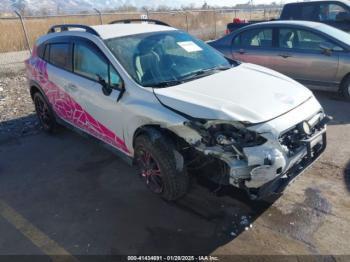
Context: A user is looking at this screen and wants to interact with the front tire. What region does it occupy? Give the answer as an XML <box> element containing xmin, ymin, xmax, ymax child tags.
<box><xmin>134</xmin><ymin>134</ymin><xmax>189</xmax><ymax>201</ymax></box>
<box><xmin>33</xmin><ymin>92</ymin><xmax>57</xmax><ymax>133</ymax></box>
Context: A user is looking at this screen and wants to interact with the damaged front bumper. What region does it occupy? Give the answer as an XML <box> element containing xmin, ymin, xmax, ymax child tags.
<box><xmin>195</xmin><ymin>119</ymin><xmax>328</xmax><ymax>200</ymax></box>
<box><xmin>244</xmin><ymin>128</ymin><xmax>327</xmax><ymax>199</ymax></box>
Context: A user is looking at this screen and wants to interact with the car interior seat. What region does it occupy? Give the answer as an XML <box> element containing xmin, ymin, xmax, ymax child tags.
<box><xmin>281</xmin><ymin>31</ymin><xmax>295</xmax><ymax>48</ymax></box>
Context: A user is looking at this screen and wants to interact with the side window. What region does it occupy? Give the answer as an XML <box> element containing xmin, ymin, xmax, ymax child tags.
<box><xmin>279</xmin><ymin>29</ymin><xmax>298</xmax><ymax>49</ymax></box>
<box><xmin>241</xmin><ymin>28</ymin><xmax>272</xmax><ymax>48</ymax></box>
<box><xmin>37</xmin><ymin>44</ymin><xmax>45</xmax><ymax>59</ymax></box>
<box><xmin>232</xmin><ymin>35</ymin><xmax>241</xmax><ymax>46</ymax></box>
<box><xmin>318</xmin><ymin>3</ymin><xmax>349</xmax><ymax>21</ymax></box>
<box><xmin>279</xmin><ymin>28</ymin><xmax>342</xmax><ymax>51</ymax></box>
<box><xmin>49</xmin><ymin>43</ymin><xmax>71</xmax><ymax>70</ymax></box>
<box><xmin>74</xmin><ymin>42</ymin><xmax>122</xmax><ymax>88</ymax></box>
<box><xmin>109</xmin><ymin>66</ymin><xmax>121</xmax><ymax>89</ymax></box>
<box><xmin>43</xmin><ymin>44</ymin><xmax>50</xmax><ymax>61</ymax></box>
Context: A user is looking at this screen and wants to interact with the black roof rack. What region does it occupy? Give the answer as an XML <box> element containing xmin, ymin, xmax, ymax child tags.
<box><xmin>47</xmin><ymin>24</ymin><xmax>100</xmax><ymax>37</ymax></box>
<box><xmin>109</xmin><ymin>19</ymin><xmax>170</xmax><ymax>26</ymax></box>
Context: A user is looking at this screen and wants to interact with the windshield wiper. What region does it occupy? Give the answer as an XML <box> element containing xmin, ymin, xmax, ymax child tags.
<box><xmin>180</xmin><ymin>65</ymin><xmax>232</xmax><ymax>82</ymax></box>
<box><xmin>149</xmin><ymin>65</ymin><xmax>233</xmax><ymax>88</ymax></box>
<box><xmin>149</xmin><ymin>79</ymin><xmax>185</xmax><ymax>88</ymax></box>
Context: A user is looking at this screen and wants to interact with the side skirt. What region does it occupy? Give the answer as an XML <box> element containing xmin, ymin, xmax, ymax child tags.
<box><xmin>55</xmin><ymin>117</ymin><xmax>134</xmax><ymax>166</ymax></box>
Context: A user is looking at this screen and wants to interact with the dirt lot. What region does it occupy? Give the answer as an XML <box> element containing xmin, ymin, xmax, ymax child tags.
<box><xmin>0</xmin><ymin>62</ymin><xmax>349</xmax><ymax>260</ymax></box>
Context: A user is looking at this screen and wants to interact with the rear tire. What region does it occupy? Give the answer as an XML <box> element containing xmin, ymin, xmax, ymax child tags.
<box><xmin>33</xmin><ymin>92</ymin><xmax>57</xmax><ymax>133</ymax></box>
<box><xmin>134</xmin><ymin>134</ymin><xmax>189</xmax><ymax>201</ymax></box>
<box><xmin>340</xmin><ymin>76</ymin><xmax>350</xmax><ymax>100</ymax></box>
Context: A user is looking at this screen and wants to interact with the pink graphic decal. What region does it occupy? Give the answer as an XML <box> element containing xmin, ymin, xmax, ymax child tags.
<box><xmin>27</xmin><ymin>55</ymin><xmax>130</xmax><ymax>155</ymax></box>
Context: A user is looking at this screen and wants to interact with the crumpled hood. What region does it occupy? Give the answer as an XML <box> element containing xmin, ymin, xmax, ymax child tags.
<box><xmin>153</xmin><ymin>63</ymin><xmax>313</xmax><ymax>124</ymax></box>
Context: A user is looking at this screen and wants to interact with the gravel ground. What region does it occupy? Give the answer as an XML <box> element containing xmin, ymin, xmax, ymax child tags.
<box><xmin>0</xmin><ymin>70</ymin><xmax>40</xmax><ymax>139</ymax></box>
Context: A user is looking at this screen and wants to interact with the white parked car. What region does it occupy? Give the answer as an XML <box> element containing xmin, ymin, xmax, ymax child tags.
<box><xmin>25</xmin><ymin>20</ymin><xmax>329</xmax><ymax>201</ymax></box>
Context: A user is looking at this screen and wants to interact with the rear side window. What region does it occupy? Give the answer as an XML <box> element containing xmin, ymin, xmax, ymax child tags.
<box><xmin>282</xmin><ymin>4</ymin><xmax>318</xmax><ymax>20</ymax></box>
<box><xmin>43</xmin><ymin>45</ymin><xmax>50</xmax><ymax>61</ymax></box>
<box><xmin>281</xmin><ymin>4</ymin><xmax>300</xmax><ymax>19</ymax></box>
<box><xmin>240</xmin><ymin>28</ymin><xmax>273</xmax><ymax>48</ymax></box>
<box><xmin>49</xmin><ymin>43</ymin><xmax>72</xmax><ymax>71</ymax></box>
<box><xmin>301</xmin><ymin>5</ymin><xmax>317</xmax><ymax>20</ymax></box>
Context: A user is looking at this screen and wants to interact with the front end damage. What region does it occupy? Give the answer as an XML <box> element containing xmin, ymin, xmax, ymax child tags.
<box><xmin>173</xmin><ymin>112</ymin><xmax>330</xmax><ymax>200</ymax></box>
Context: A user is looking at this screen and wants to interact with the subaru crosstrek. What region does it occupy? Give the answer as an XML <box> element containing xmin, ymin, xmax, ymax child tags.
<box><xmin>25</xmin><ymin>20</ymin><xmax>329</xmax><ymax>201</ymax></box>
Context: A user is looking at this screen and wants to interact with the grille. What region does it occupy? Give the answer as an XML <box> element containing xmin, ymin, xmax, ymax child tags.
<box><xmin>279</xmin><ymin>112</ymin><xmax>324</xmax><ymax>156</ymax></box>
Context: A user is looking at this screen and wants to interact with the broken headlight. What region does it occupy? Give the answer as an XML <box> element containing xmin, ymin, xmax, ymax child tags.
<box><xmin>207</xmin><ymin>123</ymin><xmax>267</xmax><ymax>150</ymax></box>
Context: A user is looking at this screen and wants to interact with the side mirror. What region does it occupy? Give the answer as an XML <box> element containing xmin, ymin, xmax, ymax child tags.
<box><xmin>319</xmin><ymin>42</ymin><xmax>333</xmax><ymax>55</ymax></box>
<box><xmin>97</xmin><ymin>75</ymin><xmax>113</xmax><ymax>96</ymax></box>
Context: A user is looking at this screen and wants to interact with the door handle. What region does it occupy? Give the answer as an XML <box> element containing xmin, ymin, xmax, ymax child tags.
<box><xmin>65</xmin><ymin>83</ymin><xmax>77</xmax><ymax>92</ymax></box>
<box><xmin>238</xmin><ymin>49</ymin><xmax>246</xmax><ymax>54</ymax></box>
<box><xmin>278</xmin><ymin>53</ymin><xmax>291</xmax><ymax>58</ymax></box>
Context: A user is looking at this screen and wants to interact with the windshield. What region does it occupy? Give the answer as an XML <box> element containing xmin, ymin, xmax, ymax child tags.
<box><xmin>105</xmin><ymin>30</ymin><xmax>235</xmax><ymax>87</ymax></box>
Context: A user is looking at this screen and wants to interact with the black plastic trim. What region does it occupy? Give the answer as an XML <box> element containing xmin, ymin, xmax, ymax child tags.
<box><xmin>48</xmin><ymin>24</ymin><xmax>100</xmax><ymax>37</ymax></box>
<box><xmin>109</xmin><ymin>19</ymin><xmax>170</xmax><ymax>26</ymax></box>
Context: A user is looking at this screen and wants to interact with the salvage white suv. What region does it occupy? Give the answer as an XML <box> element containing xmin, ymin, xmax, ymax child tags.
<box><xmin>25</xmin><ymin>20</ymin><xmax>329</xmax><ymax>201</ymax></box>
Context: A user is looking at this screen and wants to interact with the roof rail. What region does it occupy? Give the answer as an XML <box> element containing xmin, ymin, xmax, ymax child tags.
<box><xmin>47</xmin><ymin>24</ymin><xmax>100</xmax><ymax>37</ymax></box>
<box><xmin>109</xmin><ymin>19</ymin><xmax>170</xmax><ymax>26</ymax></box>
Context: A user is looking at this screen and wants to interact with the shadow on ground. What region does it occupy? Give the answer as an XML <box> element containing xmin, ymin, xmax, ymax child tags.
<box><xmin>0</xmin><ymin>114</ymin><xmax>39</xmax><ymax>142</ymax></box>
<box><xmin>344</xmin><ymin>160</ymin><xmax>350</xmax><ymax>193</ymax></box>
<box><xmin>0</xmin><ymin>126</ymin><xmax>275</xmax><ymax>255</ymax></box>
<box><xmin>313</xmin><ymin>91</ymin><xmax>350</xmax><ymax>126</ymax></box>
<box><xmin>1</xmin><ymin>90</ymin><xmax>346</xmax><ymax>255</ymax></box>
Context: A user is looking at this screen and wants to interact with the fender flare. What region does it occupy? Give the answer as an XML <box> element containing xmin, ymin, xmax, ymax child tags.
<box><xmin>29</xmin><ymin>80</ymin><xmax>59</xmax><ymax>119</ymax></box>
<box><xmin>29</xmin><ymin>80</ymin><xmax>46</xmax><ymax>99</ymax></box>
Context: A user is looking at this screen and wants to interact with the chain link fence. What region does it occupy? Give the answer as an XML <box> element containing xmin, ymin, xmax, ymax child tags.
<box><xmin>0</xmin><ymin>8</ymin><xmax>281</xmax><ymax>75</ymax></box>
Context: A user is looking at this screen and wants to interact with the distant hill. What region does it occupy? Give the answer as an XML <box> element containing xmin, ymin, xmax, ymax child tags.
<box><xmin>1</xmin><ymin>0</ymin><xmax>193</xmax><ymax>14</ymax></box>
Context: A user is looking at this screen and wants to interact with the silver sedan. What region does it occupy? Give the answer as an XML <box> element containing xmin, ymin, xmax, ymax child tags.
<box><xmin>209</xmin><ymin>20</ymin><xmax>350</xmax><ymax>100</ymax></box>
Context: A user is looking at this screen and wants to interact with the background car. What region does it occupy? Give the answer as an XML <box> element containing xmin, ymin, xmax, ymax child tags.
<box><xmin>281</xmin><ymin>0</ymin><xmax>350</xmax><ymax>32</ymax></box>
<box><xmin>209</xmin><ymin>20</ymin><xmax>350</xmax><ymax>100</ymax></box>
<box><xmin>226</xmin><ymin>0</ymin><xmax>350</xmax><ymax>34</ymax></box>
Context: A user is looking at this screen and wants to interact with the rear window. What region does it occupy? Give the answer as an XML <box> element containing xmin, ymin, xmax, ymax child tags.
<box><xmin>49</xmin><ymin>43</ymin><xmax>72</xmax><ymax>71</ymax></box>
<box><xmin>281</xmin><ymin>3</ymin><xmax>318</xmax><ymax>20</ymax></box>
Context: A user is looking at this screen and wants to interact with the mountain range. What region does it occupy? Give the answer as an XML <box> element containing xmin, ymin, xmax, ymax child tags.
<box><xmin>1</xmin><ymin>0</ymin><xmax>208</xmax><ymax>13</ymax></box>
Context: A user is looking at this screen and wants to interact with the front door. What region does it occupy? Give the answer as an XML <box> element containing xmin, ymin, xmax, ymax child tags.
<box><xmin>270</xmin><ymin>27</ymin><xmax>339</xmax><ymax>90</ymax></box>
<box><xmin>65</xmin><ymin>39</ymin><xmax>129</xmax><ymax>154</ymax></box>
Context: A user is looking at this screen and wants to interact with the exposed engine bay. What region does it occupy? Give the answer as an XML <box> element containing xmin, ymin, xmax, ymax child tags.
<box><xmin>179</xmin><ymin>113</ymin><xmax>329</xmax><ymax>199</ymax></box>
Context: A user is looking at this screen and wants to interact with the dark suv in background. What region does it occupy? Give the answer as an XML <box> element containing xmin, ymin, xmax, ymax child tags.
<box><xmin>226</xmin><ymin>0</ymin><xmax>350</xmax><ymax>33</ymax></box>
<box><xmin>281</xmin><ymin>0</ymin><xmax>350</xmax><ymax>32</ymax></box>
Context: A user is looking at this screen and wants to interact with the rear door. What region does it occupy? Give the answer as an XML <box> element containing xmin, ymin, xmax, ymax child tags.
<box><xmin>231</xmin><ymin>27</ymin><xmax>277</xmax><ymax>69</ymax></box>
<box><xmin>270</xmin><ymin>27</ymin><xmax>340</xmax><ymax>90</ymax></box>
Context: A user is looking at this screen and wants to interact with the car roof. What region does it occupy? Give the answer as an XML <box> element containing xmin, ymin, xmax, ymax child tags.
<box><xmin>250</xmin><ymin>20</ymin><xmax>325</xmax><ymax>28</ymax></box>
<box><xmin>91</xmin><ymin>23</ymin><xmax>177</xmax><ymax>39</ymax></box>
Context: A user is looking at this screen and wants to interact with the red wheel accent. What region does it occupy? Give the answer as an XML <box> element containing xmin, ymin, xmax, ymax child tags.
<box><xmin>136</xmin><ymin>147</ymin><xmax>164</xmax><ymax>194</ymax></box>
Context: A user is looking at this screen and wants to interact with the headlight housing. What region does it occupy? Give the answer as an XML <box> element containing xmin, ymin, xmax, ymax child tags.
<box><xmin>206</xmin><ymin>123</ymin><xmax>267</xmax><ymax>149</ymax></box>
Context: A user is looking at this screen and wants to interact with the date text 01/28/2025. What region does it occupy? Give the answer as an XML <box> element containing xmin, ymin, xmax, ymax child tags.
<box><xmin>127</xmin><ymin>255</ymin><xmax>219</xmax><ymax>261</ymax></box>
